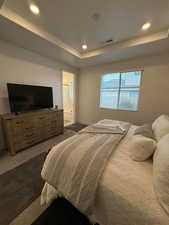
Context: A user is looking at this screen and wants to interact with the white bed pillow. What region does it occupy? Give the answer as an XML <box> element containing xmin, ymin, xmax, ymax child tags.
<box><xmin>152</xmin><ymin>115</ymin><xmax>169</xmax><ymax>141</ymax></box>
<box><xmin>130</xmin><ymin>135</ymin><xmax>156</xmax><ymax>161</ymax></box>
<box><xmin>153</xmin><ymin>133</ymin><xmax>169</xmax><ymax>215</ymax></box>
<box><xmin>134</xmin><ymin>124</ymin><xmax>154</xmax><ymax>139</ymax></box>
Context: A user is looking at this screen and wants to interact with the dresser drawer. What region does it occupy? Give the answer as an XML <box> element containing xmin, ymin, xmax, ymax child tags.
<box><xmin>12</xmin><ymin>118</ymin><xmax>35</xmax><ymax>134</ymax></box>
<box><xmin>11</xmin><ymin>119</ymin><xmax>24</xmax><ymax>134</ymax></box>
<box><xmin>36</xmin><ymin>115</ymin><xmax>49</xmax><ymax>127</ymax></box>
<box><xmin>24</xmin><ymin>132</ymin><xmax>36</xmax><ymax>140</ymax></box>
<box><xmin>25</xmin><ymin>137</ymin><xmax>40</xmax><ymax>146</ymax></box>
<box><xmin>12</xmin><ymin>119</ymin><xmax>25</xmax><ymax>126</ymax></box>
<box><xmin>24</xmin><ymin>123</ymin><xmax>36</xmax><ymax>131</ymax></box>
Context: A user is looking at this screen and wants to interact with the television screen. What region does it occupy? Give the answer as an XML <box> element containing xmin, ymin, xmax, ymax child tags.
<box><xmin>7</xmin><ymin>83</ymin><xmax>53</xmax><ymax>113</ymax></box>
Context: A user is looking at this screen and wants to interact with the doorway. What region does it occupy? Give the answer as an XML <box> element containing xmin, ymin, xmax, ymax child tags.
<box><xmin>62</xmin><ymin>72</ymin><xmax>75</xmax><ymax>126</ymax></box>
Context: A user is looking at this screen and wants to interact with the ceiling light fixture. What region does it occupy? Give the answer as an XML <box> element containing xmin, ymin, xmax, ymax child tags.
<box><xmin>142</xmin><ymin>22</ymin><xmax>151</xmax><ymax>31</ymax></box>
<box><xmin>30</xmin><ymin>4</ymin><xmax>40</xmax><ymax>15</ymax></box>
<box><xmin>82</xmin><ymin>44</ymin><xmax>87</xmax><ymax>50</ymax></box>
<box><xmin>91</xmin><ymin>13</ymin><xmax>101</xmax><ymax>22</ymax></box>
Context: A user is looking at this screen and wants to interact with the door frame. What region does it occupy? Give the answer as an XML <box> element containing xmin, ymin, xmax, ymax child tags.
<box><xmin>62</xmin><ymin>71</ymin><xmax>76</xmax><ymax>125</ymax></box>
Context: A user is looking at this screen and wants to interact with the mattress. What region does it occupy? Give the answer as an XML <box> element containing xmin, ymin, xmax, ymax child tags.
<box><xmin>41</xmin><ymin>125</ymin><xmax>169</xmax><ymax>225</ymax></box>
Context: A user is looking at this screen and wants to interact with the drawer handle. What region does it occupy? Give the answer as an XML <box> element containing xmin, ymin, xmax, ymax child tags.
<box><xmin>39</xmin><ymin>117</ymin><xmax>45</xmax><ymax>120</ymax></box>
<box><xmin>25</xmin><ymin>133</ymin><xmax>34</xmax><ymax>138</ymax></box>
<box><xmin>25</xmin><ymin>127</ymin><xmax>34</xmax><ymax>130</ymax></box>
<box><xmin>16</xmin><ymin>121</ymin><xmax>23</xmax><ymax>124</ymax></box>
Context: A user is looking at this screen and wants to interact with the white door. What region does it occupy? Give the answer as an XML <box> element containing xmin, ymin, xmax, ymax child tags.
<box><xmin>62</xmin><ymin>72</ymin><xmax>75</xmax><ymax>126</ymax></box>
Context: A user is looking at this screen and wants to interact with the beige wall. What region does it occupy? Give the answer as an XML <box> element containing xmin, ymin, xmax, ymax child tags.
<box><xmin>0</xmin><ymin>39</ymin><xmax>78</xmax><ymax>151</ymax></box>
<box><xmin>78</xmin><ymin>53</ymin><xmax>169</xmax><ymax>125</ymax></box>
<box><xmin>0</xmin><ymin>0</ymin><xmax>5</xmax><ymax>8</ymax></box>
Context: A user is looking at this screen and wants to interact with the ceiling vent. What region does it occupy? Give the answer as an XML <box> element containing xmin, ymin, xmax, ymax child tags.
<box><xmin>102</xmin><ymin>39</ymin><xmax>114</xmax><ymax>46</ymax></box>
<box><xmin>105</xmin><ymin>39</ymin><xmax>113</xmax><ymax>43</ymax></box>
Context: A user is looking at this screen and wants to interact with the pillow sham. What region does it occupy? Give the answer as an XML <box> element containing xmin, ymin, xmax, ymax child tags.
<box><xmin>153</xmin><ymin>133</ymin><xmax>169</xmax><ymax>215</ymax></box>
<box><xmin>134</xmin><ymin>124</ymin><xmax>154</xmax><ymax>139</ymax></box>
<box><xmin>152</xmin><ymin>115</ymin><xmax>169</xmax><ymax>141</ymax></box>
<box><xmin>130</xmin><ymin>135</ymin><xmax>156</xmax><ymax>162</ymax></box>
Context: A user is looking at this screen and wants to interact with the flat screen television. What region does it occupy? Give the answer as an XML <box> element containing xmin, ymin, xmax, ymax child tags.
<box><xmin>7</xmin><ymin>83</ymin><xmax>53</xmax><ymax>113</ymax></box>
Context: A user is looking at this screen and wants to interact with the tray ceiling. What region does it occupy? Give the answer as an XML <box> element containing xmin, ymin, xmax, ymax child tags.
<box><xmin>0</xmin><ymin>0</ymin><xmax>169</xmax><ymax>67</ymax></box>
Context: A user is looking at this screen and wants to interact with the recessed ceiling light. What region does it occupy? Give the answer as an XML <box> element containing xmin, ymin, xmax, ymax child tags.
<box><xmin>82</xmin><ymin>44</ymin><xmax>87</xmax><ymax>50</ymax></box>
<box><xmin>142</xmin><ymin>22</ymin><xmax>151</xmax><ymax>31</ymax></box>
<box><xmin>91</xmin><ymin>13</ymin><xmax>101</xmax><ymax>22</ymax></box>
<box><xmin>30</xmin><ymin>4</ymin><xmax>40</xmax><ymax>15</ymax></box>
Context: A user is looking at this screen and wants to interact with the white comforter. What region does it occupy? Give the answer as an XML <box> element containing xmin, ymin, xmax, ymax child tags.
<box><xmin>41</xmin><ymin>121</ymin><xmax>130</xmax><ymax>218</ymax></box>
<box><xmin>41</xmin><ymin>125</ymin><xmax>169</xmax><ymax>225</ymax></box>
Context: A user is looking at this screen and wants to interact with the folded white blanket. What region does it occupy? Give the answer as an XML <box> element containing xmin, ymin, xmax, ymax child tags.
<box><xmin>94</xmin><ymin>124</ymin><xmax>125</xmax><ymax>131</ymax></box>
<box><xmin>79</xmin><ymin>120</ymin><xmax>126</xmax><ymax>134</ymax></box>
<box><xmin>97</xmin><ymin>119</ymin><xmax>126</xmax><ymax>127</ymax></box>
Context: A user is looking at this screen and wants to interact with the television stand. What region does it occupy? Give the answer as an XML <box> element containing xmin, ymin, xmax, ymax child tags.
<box><xmin>1</xmin><ymin>109</ymin><xmax>64</xmax><ymax>155</ymax></box>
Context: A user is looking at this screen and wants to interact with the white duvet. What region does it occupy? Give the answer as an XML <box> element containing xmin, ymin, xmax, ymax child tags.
<box><xmin>41</xmin><ymin>125</ymin><xmax>169</xmax><ymax>225</ymax></box>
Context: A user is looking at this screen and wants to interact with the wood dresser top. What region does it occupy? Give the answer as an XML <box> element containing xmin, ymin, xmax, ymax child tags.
<box><xmin>1</xmin><ymin>109</ymin><xmax>63</xmax><ymax>120</ymax></box>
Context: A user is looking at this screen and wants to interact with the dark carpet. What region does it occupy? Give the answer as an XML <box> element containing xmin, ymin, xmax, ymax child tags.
<box><xmin>65</xmin><ymin>123</ymin><xmax>87</xmax><ymax>132</ymax></box>
<box><xmin>31</xmin><ymin>198</ymin><xmax>95</xmax><ymax>225</ymax></box>
<box><xmin>0</xmin><ymin>153</ymin><xmax>46</xmax><ymax>225</ymax></box>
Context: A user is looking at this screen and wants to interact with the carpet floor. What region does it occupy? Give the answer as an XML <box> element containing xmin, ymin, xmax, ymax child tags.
<box><xmin>0</xmin><ymin>153</ymin><xmax>46</xmax><ymax>225</ymax></box>
<box><xmin>0</xmin><ymin>130</ymin><xmax>76</xmax><ymax>225</ymax></box>
<box><xmin>65</xmin><ymin>123</ymin><xmax>87</xmax><ymax>132</ymax></box>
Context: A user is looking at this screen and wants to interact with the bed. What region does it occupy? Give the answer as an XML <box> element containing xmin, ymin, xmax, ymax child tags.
<box><xmin>41</xmin><ymin>122</ymin><xmax>169</xmax><ymax>225</ymax></box>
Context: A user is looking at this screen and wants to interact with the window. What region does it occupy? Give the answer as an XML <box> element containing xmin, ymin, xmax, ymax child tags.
<box><xmin>100</xmin><ymin>71</ymin><xmax>142</xmax><ymax>111</ymax></box>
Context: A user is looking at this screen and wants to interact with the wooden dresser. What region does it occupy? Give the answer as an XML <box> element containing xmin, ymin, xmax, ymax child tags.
<box><xmin>1</xmin><ymin>109</ymin><xmax>64</xmax><ymax>155</ymax></box>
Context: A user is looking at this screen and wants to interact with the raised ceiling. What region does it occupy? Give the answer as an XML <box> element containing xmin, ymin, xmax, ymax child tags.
<box><xmin>0</xmin><ymin>0</ymin><xmax>169</xmax><ymax>67</ymax></box>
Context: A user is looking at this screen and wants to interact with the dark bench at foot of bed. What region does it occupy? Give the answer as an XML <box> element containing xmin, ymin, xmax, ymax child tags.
<box><xmin>31</xmin><ymin>197</ymin><xmax>99</xmax><ymax>225</ymax></box>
